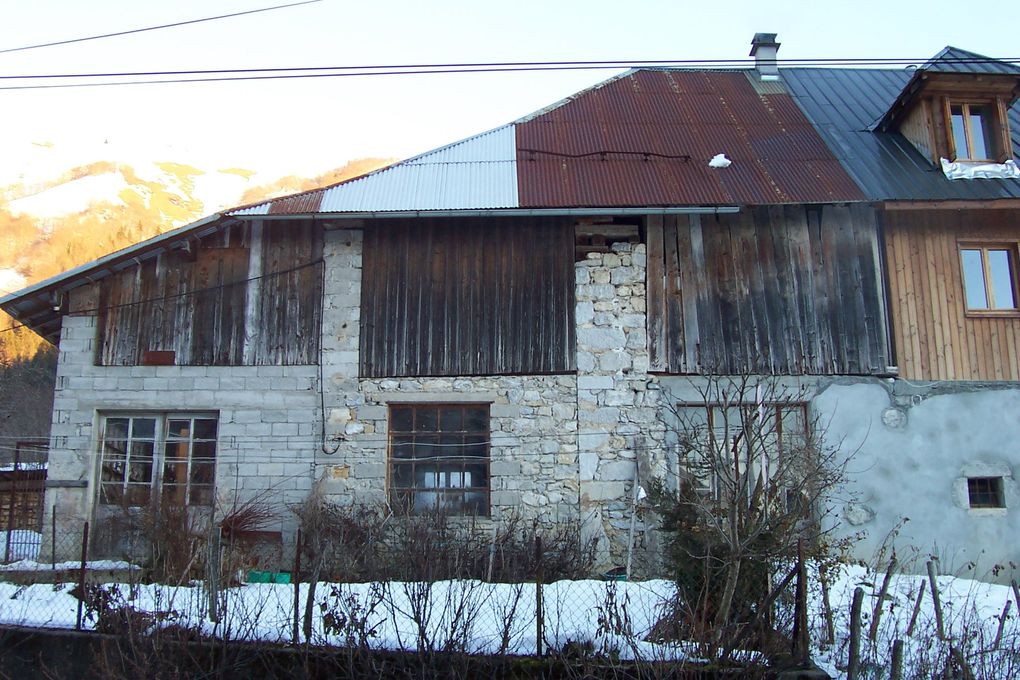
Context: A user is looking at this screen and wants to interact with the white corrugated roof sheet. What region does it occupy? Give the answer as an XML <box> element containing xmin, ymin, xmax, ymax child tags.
<box><xmin>231</xmin><ymin>125</ymin><xmax>519</xmax><ymax>215</ymax></box>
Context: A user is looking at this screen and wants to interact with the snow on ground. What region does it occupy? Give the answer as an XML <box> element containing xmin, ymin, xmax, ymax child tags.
<box><xmin>0</xmin><ymin>563</ymin><xmax>1015</xmax><ymax>677</ymax></box>
<box><xmin>0</xmin><ymin>559</ymin><xmax>137</xmax><ymax>572</ymax></box>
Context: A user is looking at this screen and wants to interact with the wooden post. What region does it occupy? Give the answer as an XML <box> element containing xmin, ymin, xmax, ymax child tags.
<box><xmin>993</xmin><ymin>600</ymin><xmax>1012</xmax><ymax>650</ymax></box>
<box><xmin>906</xmin><ymin>581</ymin><xmax>926</xmax><ymax>637</ymax></box>
<box><xmin>534</xmin><ymin>535</ymin><xmax>544</xmax><ymax>657</ymax></box>
<box><xmin>75</xmin><ymin>521</ymin><xmax>89</xmax><ymax>630</ymax></box>
<box><xmin>869</xmin><ymin>557</ymin><xmax>897</xmax><ymax>642</ymax></box>
<box><xmin>293</xmin><ymin>528</ymin><xmax>302</xmax><ymax>645</ymax></box>
<box><xmin>791</xmin><ymin>539</ymin><xmax>810</xmax><ymax>665</ymax></box>
<box><xmin>1011</xmin><ymin>579</ymin><xmax>1020</xmax><ymax>613</ymax></box>
<box><xmin>890</xmin><ymin>639</ymin><xmax>904</xmax><ymax>680</ymax></box>
<box><xmin>926</xmin><ymin>561</ymin><xmax>945</xmax><ymax>640</ymax></box>
<box><xmin>51</xmin><ymin>505</ymin><xmax>56</xmax><ymax>570</ymax></box>
<box><xmin>847</xmin><ymin>587</ymin><xmax>864</xmax><ymax>680</ymax></box>
<box><xmin>207</xmin><ymin>526</ymin><xmax>221</xmax><ymax>623</ymax></box>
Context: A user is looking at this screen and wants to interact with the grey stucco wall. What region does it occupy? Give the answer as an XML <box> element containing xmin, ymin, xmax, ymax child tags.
<box><xmin>816</xmin><ymin>381</ymin><xmax>1020</xmax><ymax>580</ymax></box>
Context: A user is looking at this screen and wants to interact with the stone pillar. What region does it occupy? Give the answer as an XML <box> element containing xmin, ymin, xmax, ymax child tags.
<box><xmin>575</xmin><ymin>242</ymin><xmax>664</xmax><ymax>569</ymax></box>
<box><xmin>316</xmin><ymin>228</ymin><xmax>386</xmax><ymax>503</ymax></box>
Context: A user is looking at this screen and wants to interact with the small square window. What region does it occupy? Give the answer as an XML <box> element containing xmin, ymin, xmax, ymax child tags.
<box><xmin>388</xmin><ymin>404</ymin><xmax>490</xmax><ymax>516</ymax></box>
<box><xmin>960</xmin><ymin>245</ymin><xmax>1018</xmax><ymax>311</ymax></box>
<box><xmin>967</xmin><ymin>476</ymin><xmax>1005</xmax><ymax>509</ymax></box>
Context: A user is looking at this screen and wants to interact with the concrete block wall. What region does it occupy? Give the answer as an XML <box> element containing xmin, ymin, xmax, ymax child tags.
<box><xmin>45</xmin><ymin>312</ymin><xmax>323</xmax><ymax>561</ymax></box>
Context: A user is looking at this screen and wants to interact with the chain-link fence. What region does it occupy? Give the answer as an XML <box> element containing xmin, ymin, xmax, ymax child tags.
<box><xmin>0</xmin><ymin>508</ymin><xmax>1017</xmax><ymax>679</ymax></box>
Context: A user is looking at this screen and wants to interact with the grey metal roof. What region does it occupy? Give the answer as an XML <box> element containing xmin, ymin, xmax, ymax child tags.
<box><xmin>783</xmin><ymin>67</ymin><xmax>1020</xmax><ymax>201</ymax></box>
<box><xmin>923</xmin><ymin>46</ymin><xmax>1020</xmax><ymax>76</ymax></box>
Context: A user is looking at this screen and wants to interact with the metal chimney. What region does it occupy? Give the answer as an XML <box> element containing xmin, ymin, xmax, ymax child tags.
<box><xmin>750</xmin><ymin>33</ymin><xmax>781</xmax><ymax>80</ymax></box>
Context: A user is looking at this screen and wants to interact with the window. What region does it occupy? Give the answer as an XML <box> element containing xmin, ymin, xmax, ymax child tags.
<box><xmin>98</xmin><ymin>414</ymin><xmax>217</xmax><ymax>508</ymax></box>
<box><xmin>950</xmin><ymin>103</ymin><xmax>998</xmax><ymax>161</ymax></box>
<box><xmin>960</xmin><ymin>245</ymin><xmax>1018</xmax><ymax>311</ymax></box>
<box><xmin>680</xmin><ymin>401</ymin><xmax>809</xmax><ymax>513</ymax></box>
<box><xmin>388</xmin><ymin>404</ymin><xmax>489</xmax><ymax>515</ymax></box>
<box><xmin>967</xmin><ymin>476</ymin><xmax>1005</xmax><ymax>509</ymax></box>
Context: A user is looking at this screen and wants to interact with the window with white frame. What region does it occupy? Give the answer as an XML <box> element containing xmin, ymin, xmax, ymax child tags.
<box><xmin>98</xmin><ymin>414</ymin><xmax>217</xmax><ymax>508</ymax></box>
<box><xmin>388</xmin><ymin>404</ymin><xmax>490</xmax><ymax>515</ymax></box>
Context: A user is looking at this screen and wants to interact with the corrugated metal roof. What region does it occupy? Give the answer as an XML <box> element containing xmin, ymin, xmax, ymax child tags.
<box><xmin>783</xmin><ymin>67</ymin><xmax>1020</xmax><ymax>201</ymax></box>
<box><xmin>230</xmin><ymin>125</ymin><xmax>519</xmax><ymax>216</ymax></box>
<box><xmin>515</xmin><ymin>69</ymin><xmax>865</xmax><ymax>207</ymax></box>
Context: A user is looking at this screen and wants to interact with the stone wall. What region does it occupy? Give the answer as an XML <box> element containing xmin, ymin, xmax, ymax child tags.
<box><xmin>574</xmin><ymin>242</ymin><xmax>665</xmax><ymax>568</ymax></box>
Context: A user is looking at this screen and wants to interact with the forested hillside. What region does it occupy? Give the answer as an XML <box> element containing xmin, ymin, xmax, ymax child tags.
<box><xmin>0</xmin><ymin>156</ymin><xmax>394</xmax><ymax>443</ymax></box>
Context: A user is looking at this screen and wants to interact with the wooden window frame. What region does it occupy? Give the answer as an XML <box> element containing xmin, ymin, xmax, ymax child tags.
<box><xmin>97</xmin><ymin>413</ymin><xmax>218</xmax><ymax>509</ymax></box>
<box><xmin>958</xmin><ymin>242</ymin><xmax>1020</xmax><ymax>316</ymax></box>
<box><xmin>387</xmin><ymin>403</ymin><xmax>491</xmax><ymax>516</ymax></box>
<box><xmin>942</xmin><ymin>97</ymin><xmax>1013</xmax><ymax>163</ymax></box>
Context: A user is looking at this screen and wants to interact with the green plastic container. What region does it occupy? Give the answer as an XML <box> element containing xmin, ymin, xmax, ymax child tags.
<box><xmin>247</xmin><ymin>570</ymin><xmax>291</xmax><ymax>584</ymax></box>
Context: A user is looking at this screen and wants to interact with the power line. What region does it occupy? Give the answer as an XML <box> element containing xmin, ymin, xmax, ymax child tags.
<box><xmin>0</xmin><ymin>258</ymin><xmax>323</xmax><ymax>336</ymax></box>
<box><xmin>2</xmin><ymin>56</ymin><xmax>1019</xmax><ymax>91</ymax></box>
<box><xmin>0</xmin><ymin>1</ymin><xmax>323</xmax><ymax>55</ymax></box>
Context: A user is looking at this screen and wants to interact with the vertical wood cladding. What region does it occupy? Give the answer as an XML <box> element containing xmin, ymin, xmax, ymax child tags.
<box><xmin>883</xmin><ymin>208</ymin><xmax>1020</xmax><ymax>381</ymax></box>
<box><xmin>360</xmin><ymin>218</ymin><xmax>575</xmax><ymax>377</ymax></box>
<box><xmin>648</xmin><ymin>205</ymin><xmax>890</xmax><ymax>375</ymax></box>
<box><xmin>97</xmin><ymin>220</ymin><xmax>322</xmax><ymax>366</ymax></box>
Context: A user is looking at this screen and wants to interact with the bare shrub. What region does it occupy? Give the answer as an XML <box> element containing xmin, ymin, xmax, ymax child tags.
<box><xmin>648</xmin><ymin>373</ymin><xmax>854</xmax><ymax>663</ymax></box>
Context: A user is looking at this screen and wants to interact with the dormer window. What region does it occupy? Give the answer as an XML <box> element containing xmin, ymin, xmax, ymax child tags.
<box><xmin>949</xmin><ymin>102</ymin><xmax>998</xmax><ymax>161</ymax></box>
<box><xmin>876</xmin><ymin>47</ymin><xmax>1020</xmax><ymax>172</ymax></box>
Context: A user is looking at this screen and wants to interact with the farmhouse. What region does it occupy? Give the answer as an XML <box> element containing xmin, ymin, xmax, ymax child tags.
<box><xmin>2</xmin><ymin>34</ymin><xmax>1019</xmax><ymax>579</ymax></box>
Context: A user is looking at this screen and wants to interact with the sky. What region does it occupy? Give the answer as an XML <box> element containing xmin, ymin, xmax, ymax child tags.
<box><xmin>3</xmin><ymin>0</ymin><xmax>1020</xmax><ymax>184</ymax></box>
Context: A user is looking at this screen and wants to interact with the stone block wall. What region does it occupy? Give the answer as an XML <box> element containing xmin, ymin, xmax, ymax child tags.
<box><xmin>574</xmin><ymin>242</ymin><xmax>665</xmax><ymax>567</ymax></box>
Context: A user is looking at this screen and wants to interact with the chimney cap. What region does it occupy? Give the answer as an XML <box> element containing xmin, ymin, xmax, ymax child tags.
<box><xmin>749</xmin><ymin>33</ymin><xmax>780</xmax><ymax>57</ymax></box>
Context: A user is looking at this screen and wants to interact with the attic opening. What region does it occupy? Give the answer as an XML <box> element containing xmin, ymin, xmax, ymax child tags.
<box><xmin>574</xmin><ymin>217</ymin><xmax>640</xmax><ymax>261</ymax></box>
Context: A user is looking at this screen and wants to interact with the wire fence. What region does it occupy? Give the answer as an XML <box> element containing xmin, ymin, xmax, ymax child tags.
<box><xmin>0</xmin><ymin>509</ymin><xmax>1018</xmax><ymax>680</ymax></box>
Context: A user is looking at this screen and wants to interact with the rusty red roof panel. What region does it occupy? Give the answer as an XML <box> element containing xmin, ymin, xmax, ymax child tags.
<box><xmin>516</xmin><ymin>70</ymin><xmax>865</xmax><ymax>207</ymax></box>
<box><xmin>266</xmin><ymin>188</ymin><xmax>325</xmax><ymax>215</ymax></box>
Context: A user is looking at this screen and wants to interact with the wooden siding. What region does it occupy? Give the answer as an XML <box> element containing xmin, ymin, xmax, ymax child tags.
<box><xmin>882</xmin><ymin>208</ymin><xmax>1020</xmax><ymax>381</ymax></box>
<box><xmin>98</xmin><ymin>220</ymin><xmax>322</xmax><ymax>366</ymax></box>
<box><xmin>360</xmin><ymin>218</ymin><xmax>575</xmax><ymax>377</ymax></box>
<box><xmin>648</xmin><ymin>205</ymin><xmax>891</xmax><ymax>375</ymax></box>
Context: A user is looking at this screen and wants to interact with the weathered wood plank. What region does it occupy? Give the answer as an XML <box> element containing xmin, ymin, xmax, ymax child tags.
<box><xmin>645</xmin><ymin>216</ymin><xmax>667</xmax><ymax>372</ymax></box>
<box><xmin>359</xmin><ymin>217</ymin><xmax>574</xmax><ymax>377</ymax></box>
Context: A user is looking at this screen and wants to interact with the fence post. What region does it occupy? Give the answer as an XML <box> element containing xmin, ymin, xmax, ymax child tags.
<box><xmin>293</xmin><ymin>528</ymin><xmax>302</xmax><ymax>645</ymax></box>
<box><xmin>847</xmin><ymin>586</ymin><xmax>864</xmax><ymax>680</ymax></box>
<box><xmin>791</xmin><ymin>539</ymin><xmax>809</xmax><ymax>665</ymax></box>
<box><xmin>890</xmin><ymin>639</ymin><xmax>904</xmax><ymax>680</ymax></box>
<box><xmin>869</xmin><ymin>557</ymin><xmax>897</xmax><ymax>642</ymax></box>
<box><xmin>51</xmin><ymin>504</ymin><xmax>57</xmax><ymax>570</ymax></box>
<box><xmin>906</xmin><ymin>581</ymin><xmax>925</xmax><ymax>637</ymax></box>
<box><xmin>207</xmin><ymin>525</ymin><xmax>221</xmax><ymax>623</ymax></box>
<box><xmin>926</xmin><ymin>560</ymin><xmax>945</xmax><ymax>640</ymax></box>
<box><xmin>75</xmin><ymin>521</ymin><xmax>89</xmax><ymax>630</ymax></box>
<box><xmin>534</xmin><ymin>535</ymin><xmax>543</xmax><ymax>657</ymax></box>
